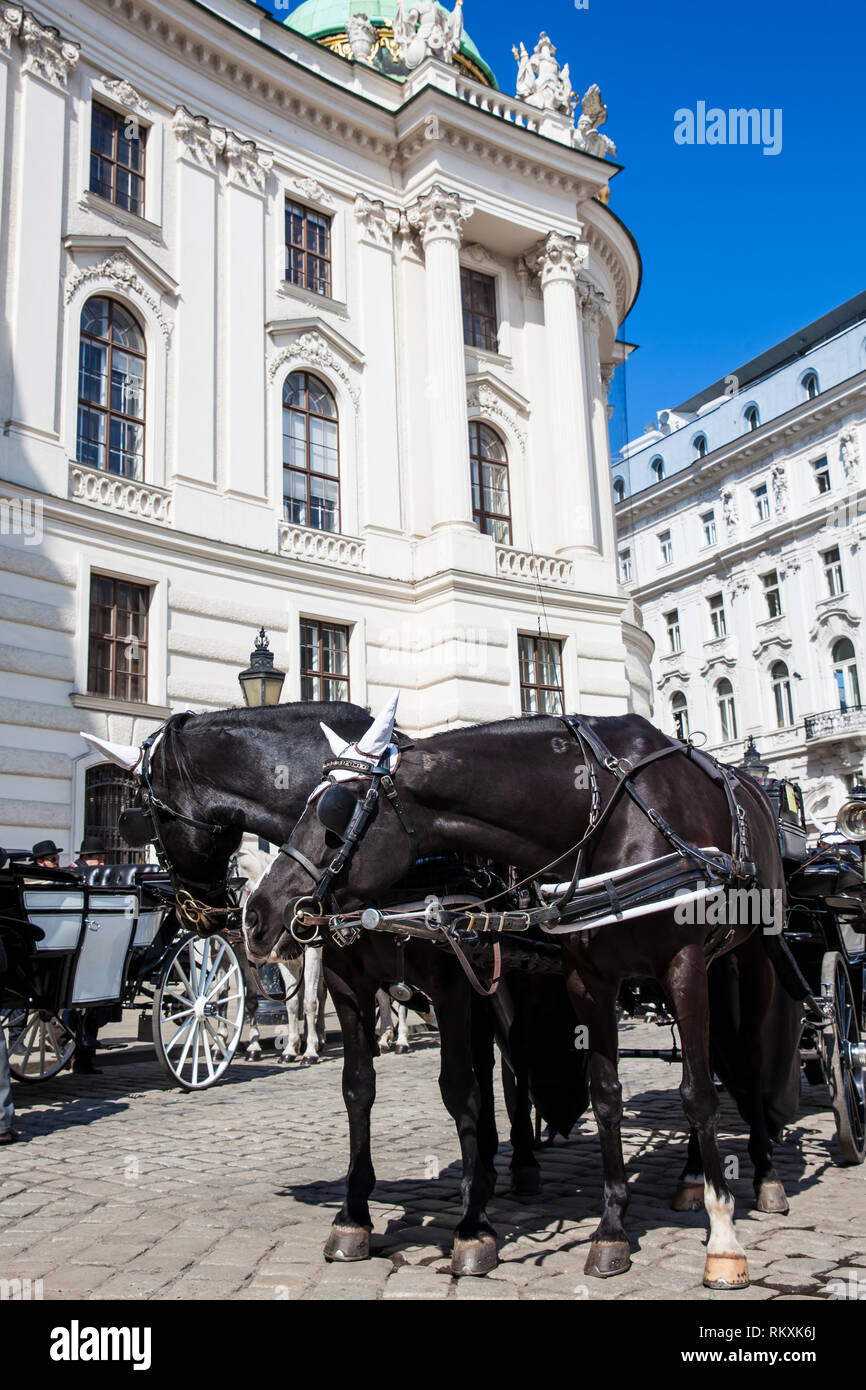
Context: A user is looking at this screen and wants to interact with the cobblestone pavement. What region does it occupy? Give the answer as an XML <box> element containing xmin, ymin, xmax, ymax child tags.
<box><xmin>1</xmin><ymin>1016</ymin><xmax>863</xmax><ymax>1302</ymax></box>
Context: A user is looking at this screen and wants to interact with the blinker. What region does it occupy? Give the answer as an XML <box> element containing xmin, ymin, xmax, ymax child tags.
<box><xmin>317</xmin><ymin>784</ymin><xmax>360</xmax><ymax>836</ymax></box>
<box><xmin>118</xmin><ymin>807</ymin><xmax>153</xmax><ymax>848</ymax></box>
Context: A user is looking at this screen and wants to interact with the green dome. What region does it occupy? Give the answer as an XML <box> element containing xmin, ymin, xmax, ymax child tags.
<box><xmin>284</xmin><ymin>1</ymin><xmax>498</xmax><ymax>87</ymax></box>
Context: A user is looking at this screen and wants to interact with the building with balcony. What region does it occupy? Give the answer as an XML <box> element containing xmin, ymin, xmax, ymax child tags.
<box><xmin>614</xmin><ymin>292</ymin><xmax>866</xmax><ymax>830</ymax></box>
<box><xmin>0</xmin><ymin>0</ymin><xmax>648</xmax><ymax>852</ymax></box>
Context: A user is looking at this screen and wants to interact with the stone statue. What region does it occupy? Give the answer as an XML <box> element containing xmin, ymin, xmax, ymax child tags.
<box><xmin>347</xmin><ymin>13</ymin><xmax>377</xmax><ymax>64</ymax></box>
<box><xmin>771</xmin><ymin>462</ymin><xmax>788</xmax><ymax>515</ymax></box>
<box><xmin>393</xmin><ymin>0</ymin><xmax>463</xmax><ymax>69</ymax></box>
<box><xmin>573</xmin><ymin>83</ymin><xmax>616</xmax><ymax>158</ymax></box>
<box><xmin>722</xmin><ymin>487</ymin><xmax>738</xmax><ymax>529</ymax></box>
<box><xmin>840</xmin><ymin>430</ymin><xmax>860</xmax><ymax>480</ymax></box>
<box><xmin>512</xmin><ymin>32</ymin><xmax>573</xmax><ymax>116</ymax></box>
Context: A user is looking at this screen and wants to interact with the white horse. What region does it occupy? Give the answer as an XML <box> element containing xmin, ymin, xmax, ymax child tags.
<box><xmin>376</xmin><ymin>991</ymin><xmax>411</xmax><ymax>1055</ymax></box>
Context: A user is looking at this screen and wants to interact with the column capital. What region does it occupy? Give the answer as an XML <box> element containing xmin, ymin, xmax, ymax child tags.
<box><xmin>0</xmin><ymin>7</ymin><xmax>22</xmax><ymax>56</ymax></box>
<box><xmin>526</xmin><ymin>230</ymin><xmax>587</xmax><ymax>289</ymax></box>
<box><xmin>406</xmin><ymin>183</ymin><xmax>474</xmax><ymax>246</ymax></box>
<box><xmin>19</xmin><ymin>11</ymin><xmax>79</xmax><ymax>87</ymax></box>
<box><xmin>224</xmin><ymin>131</ymin><xmax>274</xmax><ymax>193</ymax></box>
<box><xmin>355</xmin><ymin>194</ymin><xmax>401</xmax><ymax>249</ymax></box>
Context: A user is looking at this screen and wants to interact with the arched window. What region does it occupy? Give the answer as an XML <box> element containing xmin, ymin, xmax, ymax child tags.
<box><xmin>77</xmin><ymin>297</ymin><xmax>146</xmax><ymax>479</ymax></box>
<box><xmin>469</xmin><ymin>421</ymin><xmax>511</xmax><ymax>544</ymax></box>
<box><xmin>744</xmin><ymin>405</ymin><xmax>760</xmax><ymax>431</ymax></box>
<box><xmin>694</xmin><ymin>434</ymin><xmax>708</xmax><ymax>460</ymax></box>
<box><xmin>716</xmin><ymin>678</ymin><xmax>738</xmax><ymax>742</ymax></box>
<box><xmin>613</xmin><ymin>477</ymin><xmax>625</xmax><ymax>503</ymax></box>
<box><xmin>84</xmin><ymin>763</ymin><xmax>140</xmax><ymax>865</ymax></box>
<box><xmin>802</xmin><ymin>371</ymin><xmax>819</xmax><ymax>400</ymax></box>
<box><xmin>671</xmin><ymin>691</ymin><xmax>690</xmax><ymax>741</ymax></box>
<box><xmin>833</xmin><ymin>638</ymin><xmax>862</xmax><ymax>711</ymax></box>
<box><xmin>771</xmin><ymin>660</ymin><xmax>794</xmax><ymax>728</ymax></box>
<box><xmin>651</xmin><ymin>456</ymin><xmax>665</xmax><ymax>482</ymax></box>
<box><xmin>282</xmin><ymin>372</ymin><xmax>340</xmax><ymax>532</ymax></box>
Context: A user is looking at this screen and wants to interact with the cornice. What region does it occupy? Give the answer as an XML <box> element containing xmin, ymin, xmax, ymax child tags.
<box><xmin>62</xmin><ymin>234</ymin><xmax>178</xmax><ymax>296</ymax></box>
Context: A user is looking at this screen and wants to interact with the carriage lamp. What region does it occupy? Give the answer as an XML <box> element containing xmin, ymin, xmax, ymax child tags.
<box><xmin>238</xmin><ymin>629</ymin><xmax>286</xmax><ymax>708</ymax></box>
<box><xmin>740</xmin><ymin>736</ymin><xmax>770</xmax><ymax>782</ymax></box>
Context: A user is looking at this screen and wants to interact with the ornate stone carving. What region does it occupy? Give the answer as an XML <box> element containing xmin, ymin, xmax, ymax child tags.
<box><xmin>354</xmin><ymin>194</ymin><xmax>401</xmax><ymax>248</ymax></box>
<box><xmin>291</xmin><ymin>176</ymin><xmax>336</xmax><ymax>209</ymax></box>
<box><xmin>406</xmin><ymin>183</ymin><xmax>474</xmax><ymax>244</ymax></box>
<box><xmin>467</xmin><ymin>385</ymin><xmax>527</xmax><ymax>453</ymax></box>
<box><xmin>0</xmin><ymin>6</ymin><xmax>23</xmax><ymax>53</ymax></box>
<box><xmin>19</xmin><ymin>12</ymin><xmax>79</xmax><ymax>86</ymax></box>
<box><xmin>840</xmin><ymin>429</ymin><xmax>860</xmax><ymax>480</ymax></box>
<box><xmin>578</xmin><ymin>277</ymin><xmax>608</xmax><ymax>332</ymax></box>
<box><xmin>601</xmin><ymin>362</ymin><xmax>616</xmax><ymax>419</ymax></box>
<box><xmin>573</xmin><ymin>84</ymin><xmax>616</xmax><ymax>159</ymax></box>
<box><xmin>346</xmin><ymin>13</ymin><xmax>377</xmax><ymax>64</ymax></box>
<box><xmin>267</xmin><ymin>332</ymin><xmax>361</xmax><ymax>410</ymax></box>
<box><xmin>728</xmin><ymin>572</ymin><xmax>750</xmax><ymax>600</ymax></box>
<box><xmin>771</xmin><ymin>461</ymin><xmax>788</xmax><ymax>515</ymax></box>
<box><xmin>513</xmin><ymin>33</ymin><xmax>573</xmax><ymax>117</ymax></box>
<box><xmin>99</xmin><ymin>75</ymin><xmax>149</xmax><ymax>114</ymax></box>
<box><xmin>496</xmin><ymin>546</ymin><xmax>573</xmax><ymax>587</ymax></box>
<box><xmin>64</xmin><ymin>254</ymin><xmax>172</xmax><ymax>344</ymax></box>
<box><xmin>394</xmin><ymin>0</ymin><xmax>464</xmax><ymax>69</ymax></box>
<box><xmin>70</xmin><ymin>464</ymin><xmax>173</xmax><ymax>525</ymax></box>
<box><xmin>525</xmin><ymin>230</ymin><xmax>586</xmax><ymax>288</ymax></box>
<box><xmin>224</xmin><ymin>131</ymin><xmax>274</xmax><ymax>191</ymax></box>
<box><xmin>722</xmin><ymin>487</ymin><xmax>738</xmax><ymax>530</ymax></box>
<box><xmin>279</xmin><ymin>523</ymin><xmax>367</xmax><ymax>571</ymax></box>
<box><xmin>172</xmin><ymin>106</ymin><xmax>226</xmax><ymax>168</ymax></box>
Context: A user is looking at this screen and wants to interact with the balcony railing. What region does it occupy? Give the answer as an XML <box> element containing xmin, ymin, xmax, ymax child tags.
<box><xmin>804</xmin><ymin>706</ymin><xmax>866</xmax><ymax>740</ymax></box>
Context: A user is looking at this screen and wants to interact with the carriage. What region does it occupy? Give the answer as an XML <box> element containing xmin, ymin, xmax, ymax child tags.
<box><xmin>0</xmin><ymin>851</ymin><xmax>248</xmax><ymax>1091</ymax></box>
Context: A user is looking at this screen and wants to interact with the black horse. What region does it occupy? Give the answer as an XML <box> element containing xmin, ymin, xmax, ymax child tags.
<box><xmin>244</xmin><ymin>707</ymin><xmax>801</xmax><ymax>1289</ymax></box>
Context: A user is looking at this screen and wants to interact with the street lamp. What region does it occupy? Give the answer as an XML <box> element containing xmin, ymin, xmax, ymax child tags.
<box><xmin>238</xmin><ymin>629</ymin><xmax>286</xmax><ymax>708</ymax></box>
<box><xmin>740</xmin><ymin>735</ymin><xmax>770</xmax><ymax>782</ymax></box>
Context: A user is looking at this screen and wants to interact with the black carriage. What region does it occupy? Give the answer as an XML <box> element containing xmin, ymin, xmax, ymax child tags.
<box><xmin>0</xmin><ymin>852</ymin><xmax>248</xmax><ymax>1091</ymax></box>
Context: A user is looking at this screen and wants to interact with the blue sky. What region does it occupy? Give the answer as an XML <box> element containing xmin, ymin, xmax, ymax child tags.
<box><xmin>263</xmin><ymin>0</ymin><xmax>864</xmax><ymax>459</ymax></box>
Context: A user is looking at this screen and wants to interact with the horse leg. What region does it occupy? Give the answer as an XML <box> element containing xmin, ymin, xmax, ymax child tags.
<box><xmin>316</xmin><ymin>969</ymin><xmax>327</xmax><ymax>1050</ymax></box>
<box><xmin>665</xmin><ymin>947</ymin><xmax>749</xmax><ymax>1290</ymax></box>
<box><xmin>567</xmin><ymin>968</ymin><xmax>632</xmax><ymax>1278</ymax></box>
<box><xmin>375</xmin><ymin>990</ymin><xmax>394</xmax><ymax>1053</ymax></box>
<box><xmin>300</xmin><ymin>947</ymin><xmax>321</xmax><ymax>1065</ymax></box>
<box><xmin>672</xmin><ymin>1128</ymin><xmax>705</xmax><ymax>1211</ymax></box>
<box><xmin>322</xmin><ymin>968</ymin><xmax>378</xmax><ymax>1263</ymax></box>
<box><xmin>241</xmin><ymin>960</ymin><xmax>262</xmax><ymax>1060</ymax></box>
<box><xmin>394</xmin><ymin>1004</ymin><xmax>410</xmax><ymax>1055</ymax></box>
<box><xmin>469</xmin><ymin>996</ymin><xmax>499</xmax><ymax>1200</ymax></box>
<box><xmin>282</xmin><ymin>964</ymin><xmax>301</xmax><ymax>1063</ymax></box>
<box><xmin>736</xmin><ymin>939</ymin><xmax>789</xmax><ymax>1214</ymax></box>
<box><xmin>503</xmin><ymin>1051</ymin><xmax>541</xmax><ymax>1198</ymax></box>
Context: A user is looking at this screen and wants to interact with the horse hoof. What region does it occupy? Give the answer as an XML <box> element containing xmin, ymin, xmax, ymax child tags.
<box><xmin>451</xmin><ymin>1234</ymin><xmax>498</xmax><ymax>1277</ymax></box>
<box><xmin>511</xmin><ymin>1166</ymin><xmax>541</xmax><ymax>1198</ymax></box>
<box><xmin>671</xmin><ymin>1182</ymin><xmax>705</xmax><ymax>1212</ymax></box>
<box><xmin>754</xmin><ymin>1180</ymin><xmax>789</xmax><ymax>1215</ymax></box>
<box><xmin>584</xmin><ymin>1241</ymin><xmax>631</xmax><ymax>1279</ymax></box>
<box><xmin>394</xmin><ymin>1045</ymin><xmax>409</xmax><ymax>1056</ymax></box>
<box><xmin>303</xmin><ymin>1055</ymin><xmax>320</xmax><ymax>1066</ymax></box>
<box><xmin>323</xmin><ymin>1225</ymin><xmax>371</xmax><ymax>1263</ymax></box>
<box><xmin>703</xmin><ymin>1254</ymin><xmax>749</xmax><ymax>1290</ymax></box>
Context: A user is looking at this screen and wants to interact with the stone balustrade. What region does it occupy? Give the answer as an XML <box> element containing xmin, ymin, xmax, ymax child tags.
<box><xmin>279</xmin><ymin>523</ymin><xmax>367</xmax><ymax>571</ymax></box>
<box><xmin>496</xmin><ymin>545</ymin><xmax>574</xmax><ymax>586</ymax></box>
<box><xmin>69</xmin><ymin>464</ymin><xmax>173</xmax><ymax>524</ymax></box>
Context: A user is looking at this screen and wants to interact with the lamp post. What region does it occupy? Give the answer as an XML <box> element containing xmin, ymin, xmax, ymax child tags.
<box><xmin>238</xmin><ymin>629</ymin><xmax>286</xmax><ymax>708</ymax></box>
<box><xmin>740</xmin><ymin>735</ymin><xmax>770</xmax><ymax>782</ymax></box>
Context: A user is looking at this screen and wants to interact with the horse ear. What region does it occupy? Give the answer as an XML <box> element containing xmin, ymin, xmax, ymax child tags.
<box><xmin>80</xmin><ymin>733</ymin><xmax>142</xmax><ymax>772</ymax></box>
<box><xmin>320</xmin><ymin>723</ymin><xmax>351</xmax><ymax>758</ymax></box>
<box><xmin>357</xmin><ymin>691</ymin><xmax>400</xmax><ymax>759</ymax></box>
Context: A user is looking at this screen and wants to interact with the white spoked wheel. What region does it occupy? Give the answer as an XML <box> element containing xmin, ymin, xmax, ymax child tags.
<box><xmin>1</xmin><ymin>1007</ymin><xmax>75</xmax><ymax>1082</ymax></box>
<box><xmin>153</xmin><ymin>933</ymin><xmax>246</xmax><ymax>1091</ymax></box>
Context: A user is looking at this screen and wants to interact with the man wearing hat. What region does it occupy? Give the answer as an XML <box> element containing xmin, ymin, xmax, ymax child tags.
<box><xmin>73</xmin><ymin>835</ymin><xmax>107</xmax><ymax>872</ymax></box>
<box><xmin>32</xmin><ymin>840</ymin><xmax>62</xmax><ymax>869</ymax></box>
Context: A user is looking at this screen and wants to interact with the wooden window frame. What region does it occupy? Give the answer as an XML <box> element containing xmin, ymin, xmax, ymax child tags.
<box><xmin>461</xmin><ymin>266</ymin><xmax>499</xmax><ymax>352</ymax></box>
<box><xmin>299</xmin><ymin>619</ymin><xmax>351</xmax><ymax>703</ymax></box>
<box><xmin>518</xmin><ymin>634</ymin><xmax>565</xmax><ymax>716</ymax></box>
<box><xmin>77</xmin><ymin>297</ymin><xmax>147</xmax><ymax>479</ymax></box>
<box><xmin>823</xmin><ymin>546</ymin><xmax>845</xmax><ymax>597</ymax></box>
<box><xmin>285</xmin><ymin>199</ymin><xmax>332</xmax><ymax>298</ymax></box>
<box><xmin>709</xmin><ymin>593</ymin><xmax>727</xmax><ymax>639</ymax></box>
<box><xmin>469</xmin><ymin>420</ymin><xmax>512</xmax><ymax>545</ymax></box>
<box><xmin>762</xmin><ymin>570</ymin><xmax>782</xmax><ymax>619</ymax></box>
<box><xmin>282</xmin><ymin>371</ymin><xmax>341</xmax><ymax>534</ymax></box>
<box><xmin>87</xmin><ymin>572</ymin><xmax>151</xmax><ymax>703</ymax></box>
<box><xmin>89</xmin><ymin>101</ymin><xmax>147</xmax><ymax>216</ymax></box>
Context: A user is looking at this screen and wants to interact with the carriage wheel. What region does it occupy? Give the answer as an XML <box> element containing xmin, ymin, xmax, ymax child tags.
<box><xmin>821</xmin><ymin>952</ymin><xmax>866</xmax><ymax>1165</ymax></box>
<box><xmin>153</xmin><ymin>933</ymin><xmax>246</xmax><ymax>1092</ymax></box>
<box><xmin>1</xmin><ymin>1008</ymin><xmax>75</xmax><ymax>1082</ymax></box>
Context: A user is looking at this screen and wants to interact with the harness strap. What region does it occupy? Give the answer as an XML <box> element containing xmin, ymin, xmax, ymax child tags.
<box><xmin>280</xmin><ymin>844</ymin><xmax>324</xmax><ymax>886</ymax></box>
<box><xmin>443</xmin><ymin>934</ymin><xmax>502</xmax><ymax>998</ymax></box>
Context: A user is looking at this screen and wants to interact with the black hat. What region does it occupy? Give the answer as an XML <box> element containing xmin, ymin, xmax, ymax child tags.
<box><xmin>32</xmin><ymin>840</ymin><xmax>63</xmax><ymax>858</ymax></box>
<box><xmin>79</xmin><ymin>834</ymin><xmax>108</xmax><ymax>854</ymax></box>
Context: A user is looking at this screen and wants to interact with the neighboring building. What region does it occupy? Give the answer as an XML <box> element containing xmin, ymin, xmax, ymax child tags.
<box><xmin>614</xmin><ymin>292</ymin><xmax>866</xmax><ymax>830</ymax></box>
<box><xmin>0</xmin><ymin>0</ymin><xmax>647</xmax><ymax>852</ymax></box>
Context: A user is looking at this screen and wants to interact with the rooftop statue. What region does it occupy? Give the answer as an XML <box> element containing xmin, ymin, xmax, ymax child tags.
<box><xmin>574</xmin><ymin>83</ymin><xmax>616</xmax><ymax>158</ymax></box>
<box><xmin>393</xmin><ymin>0</ymin><xmax>464</xmax><ymax>69</ymax></box>
<box><xmin>512</xmin><ymin>32</ymin><xmax>574</xmax><ymax>118</ymax></box>
<box><xmin>346</xmin><ymin>13</ymin><xmax>377</xmax><ymax>64</ymax></box>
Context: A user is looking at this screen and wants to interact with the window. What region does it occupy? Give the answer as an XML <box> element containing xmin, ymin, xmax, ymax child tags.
<box><xmin>469</xmin><ymin>422</ymin><xmax>511</xmax><ymax>544</ymax></box>
<box><xmin>77</xmin><ymin>298</ymin><xmax>146</xmax><ymax>479</ymax></box>
<box><xmin>651</xmin><ymin>457</ymin><xmax>665</xmax><ymax>482</ymax></box>
<box><xmin>282</xmin><ymin>372</ymin><xmax>340</xmax><ymax>533</ymax></box>
<box><xmin>833</xmin><ymin>638</ymin><xmax>861</xmax><ymax>712</ymax></box>
<box><xmin>694</xmin><ymin>434</ymin><xmax>708</xmax><ymax>460</ymax></box>
<box><xmin>762</xmin><ymin>570</ymin><xmax>782</xmax><ymax>619</ymax></box>
<box><xmin>84</xmin><ymin>765</ymin><xmax>140</xmax><ymax>865</ymax></box>
<box><xmin>803</xmin><ymin>371</ymin><xmax>819</xmax><ymax>400</ymax></box>
<box><xmin>658</xmin><ymin>530</ymin><xmax>673</xmax><ymax>566</ymax></box>
<box><xmin>665</xmin><ymin>609</ymin><xmax>682</xmax><ymax>653</ymax></box>
<box><xmin>753</xmin><ymin>483</ymin><xmax>770</xmax><ymax>521</ymax></box>
<box><xmin>619</xmin><ymin>548</ymin><xmax>632</xmax><ymax>583</ymax></box>
<box><xmin>701</xmin><ymin>510</ymin><xmax>717</xmax><ymax>547</ymax></box>
<box><xmin>709</xmin><ymin>592</ymin><xmax>727</xmax><ymax>639</ymax></box>
<box><xmin>461</xmin><ymin>267</ymin><xmax>498</xmax><ymax>352</ymax></box>
<box><xmin>744</xmin><ymin>405</ymin><xmax>760</xmax><ymax>431</ymax></box>
<box><xmin>90</xmin><ymin>102</ymin><xmax>146</xmax><ymax>216</ymax></box>
<box><xmin>285</xmin><ymin>200</ymin><xmax>332</xmax><ymax>297</ymax></box>
<box><xmin>823</xmin><ymin>546</ymin><xmax>844</xmax><ymax>597</ymax></box>
<box><xmin>812</xmin><ymin>456</ymin><xmax>831</xmax><ymax>494</ymax></box>
<box><xmin>771</xmin><ymin>661</ymin><xmax>794</xmax><ymax>728</ymax></box>
<box><xmin>671</xmin><ymin>692</ymin><xmax>690</xmax><ymax>741</ymax></box>
<box><xmin>717</xmin><ymin>678</ymin><xmax>738</xmax><ymax>743</ymax></box>
<box><xmin>300</xmin><ymin>620</ymin><xmax>350</xmax><ymax>702</ymax></box>
<box><xmin>518</xmin><ymin>635</ymin><xmax>564</xmax><ymax>715</ymax></box>
<box><xmin>613</xmin><ymin>478</ymin><xmax>625</xmax><ymax>503</ymax></box>
<box><xmin>87</xmin><ymin>573</ymin><xmax>150</xmax><ymax>702</ymax></box>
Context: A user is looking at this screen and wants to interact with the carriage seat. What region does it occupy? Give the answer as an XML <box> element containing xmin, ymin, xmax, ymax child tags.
<box><xmin>788</xmin><ymin>852</ymin><xmax>865</xmax><ymax>900</ymax></box>
<box><xmin>82</xmin><ymin>864</ymin><xmax>142</xmax><ymax>889</ymax></box>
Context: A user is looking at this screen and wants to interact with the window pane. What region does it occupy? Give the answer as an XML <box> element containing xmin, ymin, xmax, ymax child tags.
<box><xmin>79</xmin><ymin>341</ymin><xmax>108</xmax><ymax>405</ymax></box>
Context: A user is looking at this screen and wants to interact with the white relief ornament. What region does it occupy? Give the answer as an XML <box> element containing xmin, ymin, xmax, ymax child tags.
<box><xmin>172</xmin><ymin>107</ymin><xmax>226</xmax><ymax>168</ymax></box>
<box><xmin>722</xmin><ymin>487</ymin><xmax>738</xmax><ymax>530</ymax></box>
<box><xmin>292</xmin><ymin>177</ymin><xmax>336</xmax><ymax>209</ymax></box>
<box><xmin>406</xmin><ymin>183</ymin><xmax>474</xmax><ymax>243</ymax></box>
<box><xmin>771</xmin><ymin>462</ymin><xmax>788</xmax><ymax>515</ymax></box>
<box><xmin>99</xmin><ymin>76</ymin><xmax>150</xmax><ymax>114</ymax></box>
<box><xmin>346</xmin><ymin>13</ymin><xmax>377</xmax><ymax>63</ymax></box>
<box><xmin>354</xmin><ymin>195</ymin><xmax>401</xmax><ymax>247</ymax></box>
<box><xmin>526</xmin><ymin>230</ymin><xmax>586</xmax><ymax>288</ymax></box>
<box><xmin>224</xmin><ymin>132</ymin><xmax>274</xmax><ymax>191</ymax></box>
<box><xmin>0</xmin><ymin>6</ymin><xmax>23</xmax><ymax>53</ymax></box>
<box><xmin>393</xmin><ymin>0</ymin><xmax>464</xmax><ymax>69</ymax></box>
<box><xmin>267</xmin><ymin>332</ymin><xmax>361</xmax><ymax>410</ymax></box>
<box><xmin>573</xmin><ymin>84</ymin><xmax>616</xmax><ymax>159</ymax></box>
<box><xmin>19</xmin><ymin>12</ymin><xmax>79</xmax><ymax>86</ymax></box>
<box><xmin>840</xmin><ymin>430</ymin><xmax>860</xmax><ymax>481</ymax></box>
<box><xmin>64</xmin><ymin>254</ymin><xmax>173</xmax><ymax>344</ymax></box>
<box><xmin>513</xmin><ymin>33</ymin><xmax>573</xmax><ymax>117</ymax></box>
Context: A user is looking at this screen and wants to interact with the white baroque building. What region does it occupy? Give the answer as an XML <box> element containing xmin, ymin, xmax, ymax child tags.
<box><xmin>614</xmin><ymin>292</ymin><xmax>866</xmax><ymax>830</ymax></box>
<box><xmin>0</xmin><ymin>0</ymin><xmax>647</xmax><ymax>852</ymax></box>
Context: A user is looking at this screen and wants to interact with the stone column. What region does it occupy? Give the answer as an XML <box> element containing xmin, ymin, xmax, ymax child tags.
<box><xmin>580</xmin><ymin>283</ymin><xmax>616</xmax><ymax>558</ymax></box>
<box><xmin>407</xmin><ymin>183</ymin><xmax>475</xmax><ymax>532</ymax></box>
<box><xmin>528</xmin><ymin>231</ymin><xmax>596</xmax><ymax>555</ymax></box>
<box><xmin>355</xmin><ymin>196</ymin><xmax>403</xmax><ymax>539</ymax></box>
